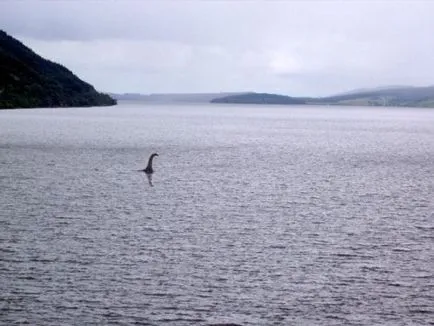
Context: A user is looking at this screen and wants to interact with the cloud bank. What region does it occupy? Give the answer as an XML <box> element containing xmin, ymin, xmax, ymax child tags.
<box><xmin>1</xmin><ymin>1</ymin><xmax>433</xmax><ymax>96</ymax></box>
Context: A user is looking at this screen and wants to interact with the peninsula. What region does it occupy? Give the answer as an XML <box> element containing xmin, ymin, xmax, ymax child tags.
<box><xmin>211</xmin><ymin>92</ymin><xmax>306</xmax><ymax>105</ymax></box>
<box><xmin>210</xmin><ymin>86</ymin><xmax>434</xmax><ymax>108</ymax></box>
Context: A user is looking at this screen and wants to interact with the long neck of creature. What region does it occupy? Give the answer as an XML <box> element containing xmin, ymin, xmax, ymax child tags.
<box><xmin>146</xmin><ymin>155</ymin><xmax>155</xmax><ymax>170</ymax></box>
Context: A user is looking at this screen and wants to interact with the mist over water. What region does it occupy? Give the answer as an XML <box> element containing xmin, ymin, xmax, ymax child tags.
<box><xmin>1</xmin><ymin>103</ymin><xmax>433</xmax><ymax>325</ymax></box>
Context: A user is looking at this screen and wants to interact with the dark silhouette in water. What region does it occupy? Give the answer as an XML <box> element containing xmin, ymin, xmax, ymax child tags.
<box><xmin>141</xmin><ymin>153</ymin><xmax>159</xmax><ymax>174</ymax></box>
<box><xmin>139</xmin><ymin>153</ymin><xmax>158</xmax><ymax>187</ymax></box>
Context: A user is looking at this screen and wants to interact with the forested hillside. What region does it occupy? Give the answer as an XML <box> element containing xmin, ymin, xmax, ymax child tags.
<box><xmin>0</xmin><ymin>30</ymin><xmax>116</xmax><ymax>109</ymax></box>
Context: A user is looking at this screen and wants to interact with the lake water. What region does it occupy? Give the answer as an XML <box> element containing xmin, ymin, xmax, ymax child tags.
<box><xmin>0</xmin><ymin>103</ymin><xmax>433</xmax><ymax>325</ymax></box>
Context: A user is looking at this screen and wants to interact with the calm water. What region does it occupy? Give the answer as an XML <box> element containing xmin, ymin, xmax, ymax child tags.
<box><xmin>0</xmin><ymin>103</ymin><xmax>433</xmax><ymax>326</ymax></box>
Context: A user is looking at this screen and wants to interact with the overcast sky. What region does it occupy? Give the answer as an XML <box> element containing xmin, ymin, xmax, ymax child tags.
<box><xmin>1</xmin><ymin>0</ymin><xmax>433</xmax><ymax>96</ymax></box>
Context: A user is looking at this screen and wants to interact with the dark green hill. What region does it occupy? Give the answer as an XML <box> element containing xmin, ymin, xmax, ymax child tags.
<box><xmin>0</xmin><ymin>30</ymin><xmax>116</xmax><ymax>109</ymax></box>
<box><xmin>211</xmin><ymin>92</ymin><xmax>306</xmax><ymax>105</ymax></box>
<box><xmin>211</xmin><ymin>87</ymin><xmax>434</xmax><ymax>108</ymax></box>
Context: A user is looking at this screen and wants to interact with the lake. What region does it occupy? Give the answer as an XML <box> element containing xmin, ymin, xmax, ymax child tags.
<box><xmin>0</xmin><ymin>103</ymin><xmax>433</xmax><ymax>325</ymax></box>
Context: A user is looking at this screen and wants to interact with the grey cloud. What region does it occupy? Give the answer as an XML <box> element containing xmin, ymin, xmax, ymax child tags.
<box><xmin>1</xmin><ymin>1</ymin><xmax>433</xmax><ymax>95</ymax></box>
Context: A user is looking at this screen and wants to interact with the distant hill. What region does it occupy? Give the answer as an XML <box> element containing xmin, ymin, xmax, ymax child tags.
<box><xmin>331</xmin><ymin>85</ymin><xmax>414</xmax><ymax>97</ymax></box>
<box><xmin>208</xmin><ymin>87</ymin><xmax>434</xmax><ymax>108</ymax></box>
<box><xmin>311</xmin><ymin>86</ymin><xmax>434</xmax><ymax>107</ymax></box>
<box><xmin>0</xmin><ymin>30</ymin><xmax>116</xmax><ymax>109</ymax></box>
<box><xmin>109</xmin><ymin>92</ymin><xmax>248</xmax><ymax>103</ymax></box>
<box><xmin>111</xmin><ymin>87</ymin><xmax>434</xmax><ymax>108</ymax></box>
<box><xmin>211</xmin><ymin>92</ymin><xmax>306</xmax><ymax>105</ymax></box>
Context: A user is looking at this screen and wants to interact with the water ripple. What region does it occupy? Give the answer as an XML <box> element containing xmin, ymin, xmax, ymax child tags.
<box><xmin>1</xmin><ymin>105</ymin><xmax>433</xmax><ymax>325</ymax></box>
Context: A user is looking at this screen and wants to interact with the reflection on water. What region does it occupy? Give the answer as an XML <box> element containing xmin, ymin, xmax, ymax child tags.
<box><xmin>145</xmin><ymin>172</ymin><xmax>154</xmax><ymax>187</ymax></box>
<box><xmin>0</xmin><ymin>104</ymin><xmax>433</xmax><ymax>325</ymax></box>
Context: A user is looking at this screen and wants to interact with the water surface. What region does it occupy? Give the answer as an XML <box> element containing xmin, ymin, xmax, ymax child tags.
<box><xmin>1</xmin><ymin>103</ymin><xmax>433</xmax><ymax>325</ymax></box>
